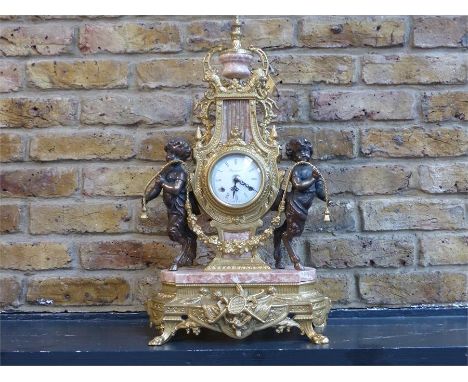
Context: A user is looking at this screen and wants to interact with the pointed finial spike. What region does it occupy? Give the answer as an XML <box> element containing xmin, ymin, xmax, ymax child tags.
<box><xmin>195</xmin><ymin>126</ymin><xmax>202</xmax><ymax>141</ymax></box>
<box><xmin>270</xmin><ymin>125</ymin><xmax>278</xmax><ymax>140</ymax></box>
<box><xmin>231</xmin><ymin>15</ymin><xmax>242</xmax><ymax>50</ymax></box>
<box><xmin>195</xmin><ymin>126</ymin><xmax>203</xmax><ymax>147</ymax></box>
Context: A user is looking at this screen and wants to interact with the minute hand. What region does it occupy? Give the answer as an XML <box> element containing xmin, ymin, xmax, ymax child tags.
<box><xmin>237</xmin><ymin>178</ymin><xmax>257</xmax><ymax>192</ymax></box>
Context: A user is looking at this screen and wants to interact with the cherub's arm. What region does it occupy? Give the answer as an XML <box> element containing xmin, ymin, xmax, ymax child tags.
<box><xmin>291</xmin><ymin>168</ymin><xmax>315</xmax><ymax>191</ymax></box>
<box><xmin>162</xmin><ymin>179</ymin><xmax>184</xmax><ymax>194</ymax></box>
<box><xmin>315</xmin><ymin>176</ymin><xmax>327</xmax><ymax>202</ymax></box>
<box><xmin>145</xmin><ymin>178</ymin><xmax>162</xmax><ymax>203</ymax></box>
<box><xmin>270</xmin><ymin>189</ymin><xmax>284</xmax><ymax>211</ymax></box>
<box><xmin>161</xmin><ymin>169</ymin><xmax>187</xmax><ymax>195</ymax></box>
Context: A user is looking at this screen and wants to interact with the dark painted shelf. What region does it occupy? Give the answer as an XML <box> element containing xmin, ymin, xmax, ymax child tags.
<box><xmin>1</xmin><ymin>307</ymin><xmax>467</xmax><ymax>365</ymax></box>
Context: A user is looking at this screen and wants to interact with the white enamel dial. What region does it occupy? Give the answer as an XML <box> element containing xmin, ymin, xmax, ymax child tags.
<box><xmin>209</xmin><ymin>153</ymin><xmax>262</xmax><ymax>207</ymax></box>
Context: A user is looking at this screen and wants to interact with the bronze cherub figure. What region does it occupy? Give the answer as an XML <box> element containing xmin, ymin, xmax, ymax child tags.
<box><xmin>142</xmin><ymin>138</ymin><xmax>198</xmax><ymax>271</ymax></box>
<box><xmin>272</xmin><ymin>138</ymin><xmax>329</xmax><ymax>270</ymax></box>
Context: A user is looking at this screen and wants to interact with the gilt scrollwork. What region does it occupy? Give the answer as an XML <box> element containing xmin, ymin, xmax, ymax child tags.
<box><xmin>194</xmin><ymin>43</ymin><xmax>279</xmax><ymax>144</ymax></box>
<box><xmin>147</xmin><ymin>282</ymin><xmax>331</xmax><ymax>345</ymax></box>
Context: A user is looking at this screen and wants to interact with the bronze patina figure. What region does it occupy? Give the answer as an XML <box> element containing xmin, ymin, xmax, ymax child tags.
<box><xmin>144</xmin><ymin>138</ymin><xmax>198</xmax><ymax>271</ymax></box>
<box><xmin>273</xmin><ymin>138</ymin><xmax>328</xmax><ymax>270</ymax></box>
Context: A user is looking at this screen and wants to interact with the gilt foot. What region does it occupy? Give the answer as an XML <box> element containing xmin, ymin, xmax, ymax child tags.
<box><xmin>148</xmin><ymin>322</ymin><xmax>178</xmax><ymax>346</ymax></box>
<box><xmin>298</xmin><ymin>320</ymin><xmax>329</xmax><ymax>344</ymax></box>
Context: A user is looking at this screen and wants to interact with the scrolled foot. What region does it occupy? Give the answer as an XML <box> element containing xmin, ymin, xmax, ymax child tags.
<box><xmin>298</xmin><ymin>320</ymin><xmax>329</xmax><ymax>345</ymax></box>
<box><xmin>148</xmin><ymin>332</ymin><xmax>174</xmax><ymax>346</ymax></box>
<box><xmin>148</xmin><ymin>336</ymin><xmax>167</xmax><ymax>346</ymax></box>
<box><xmin>148</xmin><ymin>322</ymin><xmax>178</xmax><ymax>346</ymax></box>
<box><xmin>309</xmin><ymin>333</ymin><xmax>329</xmax><ymax>344</ymax></box>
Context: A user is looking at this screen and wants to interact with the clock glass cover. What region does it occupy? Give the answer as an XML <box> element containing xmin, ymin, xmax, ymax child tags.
<box><xmin>209</xmin><ymin>153</ymin><xmax>262</xmax><ymax>207</ymax></box>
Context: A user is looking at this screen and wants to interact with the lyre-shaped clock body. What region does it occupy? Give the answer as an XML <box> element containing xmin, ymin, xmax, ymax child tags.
<box><xmin>192</xmin><ymin>98</ymin><xmax>280</xmax><ymax>233</ymax></box>
<box><xmin>191</xmin><ymin>21</ymin><xmax>281</xmax><ymax>270</ymax></box>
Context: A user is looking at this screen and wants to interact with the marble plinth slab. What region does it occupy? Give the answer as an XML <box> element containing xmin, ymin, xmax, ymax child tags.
<box><xmin>161</xmin><ymin>267</ymin><xmax>316</xmax><ymax>284</ymax></box>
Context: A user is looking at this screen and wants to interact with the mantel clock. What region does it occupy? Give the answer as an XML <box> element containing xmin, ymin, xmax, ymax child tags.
<box><xmin>141</xmin><ymin>17</ymin><xmax>334</xmax><ymax>346</ymax></box>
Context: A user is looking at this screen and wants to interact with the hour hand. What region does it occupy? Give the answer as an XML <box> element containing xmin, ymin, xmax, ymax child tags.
<box><xmin>230</xmin><ymin>178</ymin><xmax>239</xmax><ymax>197</ymax></box>
<box><xmin>230</xmin><ymin>185</ymin><xmax>239</xmax><ymax>196</ymax></box>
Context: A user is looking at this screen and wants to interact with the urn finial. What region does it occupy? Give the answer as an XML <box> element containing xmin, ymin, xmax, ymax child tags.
<box><xmin>219</xmin><ymin>16</ymin><xmax>253</xmax><ymax>80</ymax></box>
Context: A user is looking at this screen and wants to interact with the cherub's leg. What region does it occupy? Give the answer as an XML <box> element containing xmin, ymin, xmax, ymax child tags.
<box><xmin>175</xmin><ymin>226</ymin><xmax>197</xmax><ymax>267</ymax></box>
<box><xmin>186</xmin><ymin>230</ymin><xmax>197</xmax><ymax>263</ymax></box>
<box><xmin>169</xmin><ymin>220</ymin><xmax>197</xmax><ymax>270</ymax></box>
<box><xmin>171</xmin><ymin>241</ymin><xmax>194</xmax><ymax>270</ymax></box>
<box><xmin>273</xmin><ymin>222</ymin><xmax>287</xmax><ymax>269</ymax></box>
<box><xmin>281</xmin><ymin>232</ymin><xmax>304</xmax><ymax>271</ymax></box>
<box><xmin>169</xmin><ymin>254</ymin><xmax>182</xmax><ymax>271</ymax></box>
<box><xmin>167</xmin><ymin>217</ymin><xmax>186</xmax><ymax>271</ymax></box>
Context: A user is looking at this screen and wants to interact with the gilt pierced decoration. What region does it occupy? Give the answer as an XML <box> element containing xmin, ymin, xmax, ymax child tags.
<box><xmin>147</xmin><ymin>282</ymin><xmax>331</xmax><ymax>345</ymax></box>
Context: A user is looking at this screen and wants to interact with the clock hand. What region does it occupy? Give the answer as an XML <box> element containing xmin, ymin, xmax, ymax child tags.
<box><xmin>237</xmin><ymin>178</ymin><xmax>257</xmax><ymax>192</ymax></box>
<box><xmin>231</xmin><ymin>177</ymin><xmax>240</xmax><ymax>197</ymax></box>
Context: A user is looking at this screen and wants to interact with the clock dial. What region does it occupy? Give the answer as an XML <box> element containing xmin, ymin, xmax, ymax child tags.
<box><xmin>209</xmin><ymin>153</ymin><xmax>262</xmax><ymax>207</ymax></box>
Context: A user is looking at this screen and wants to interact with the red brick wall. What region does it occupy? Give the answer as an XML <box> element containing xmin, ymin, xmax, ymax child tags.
<box><xmin>0</xmin><ymin>16</ymin><xmax>467</xmax><ymax>311</ymax></box>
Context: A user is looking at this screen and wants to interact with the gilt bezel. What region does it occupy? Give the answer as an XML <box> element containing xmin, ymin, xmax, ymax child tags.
<box><xmin>208</xmin><ymin>151</ymin><xmax>265</xmax><ymax>210</ymax></box>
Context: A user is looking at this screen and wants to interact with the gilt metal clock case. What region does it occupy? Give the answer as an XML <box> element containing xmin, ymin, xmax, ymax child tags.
<box><xmin>192</xmin><ymin>95</ymin><xmax>280</xmax><ymax>234</ymax></box>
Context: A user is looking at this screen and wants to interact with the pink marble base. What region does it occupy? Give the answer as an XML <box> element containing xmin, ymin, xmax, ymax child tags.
<box><xmin>161</xmin><ymin>267</ymin><xmax>316</xmax><ymax>285</ymax></box>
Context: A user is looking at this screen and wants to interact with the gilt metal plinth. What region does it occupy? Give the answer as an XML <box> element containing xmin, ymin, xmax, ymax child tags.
<box><xmin>146</xmin><ymin>268</ymin><xmax>331</xmax><ymax>346</ymax></box>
